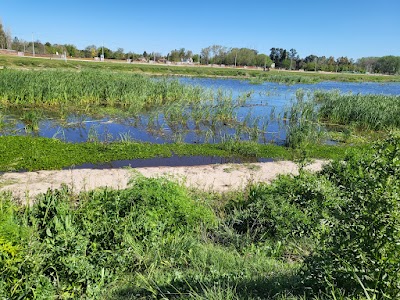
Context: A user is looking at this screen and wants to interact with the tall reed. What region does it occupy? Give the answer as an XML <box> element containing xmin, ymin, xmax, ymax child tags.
<box><xmin>314</xmin><ymin>90</ymin><xmax>400</xmax><ymax>130</ymax></box>
<box><xmin>0</xmin><ymin>69</ymin><xmax>207</xmax><ymax>110</ymax></box>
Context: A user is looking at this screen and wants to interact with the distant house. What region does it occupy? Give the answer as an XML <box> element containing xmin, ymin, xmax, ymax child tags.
<box><xmin>181</xmin><ymin>58</ymin><xmax>193</xmax><ymax>64</ymax></box>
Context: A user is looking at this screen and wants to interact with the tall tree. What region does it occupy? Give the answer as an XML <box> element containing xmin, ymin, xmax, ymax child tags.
<box><xmin>200</xmin><ymin>46</ymin><xmax>211</xmax><ymax>64</ymax></box>
<box><xmin>0</xmin><ymin>19</ymin><xmax>7</xmax><ymax>49</ymax></box>
<box><xmin>289</xmin><ymin>48</ymin><xmax>297</xmax><ymax>70</ymax></box>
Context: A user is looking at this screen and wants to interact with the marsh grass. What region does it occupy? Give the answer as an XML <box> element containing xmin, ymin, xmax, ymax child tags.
<box><xmin>0</xmin><ymin>69</ymin><xmax>207</xmax><ymax>110</ymax></box>
<box><xmin>314</xmin><ymin>90</ymin><xmax>400</xmax><ymax>130</ymax></box>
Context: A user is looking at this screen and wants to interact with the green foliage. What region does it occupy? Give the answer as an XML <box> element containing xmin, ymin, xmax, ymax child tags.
<box><xmin>304</xmin><ymin>133</ymin><xmax>400</xmax><ymax>298</ymax></box>
<box><xmin>285</xmin><ymin>89</ymin><xmax>325</xmax><ymax>150</ymax></box>
<box><xmin>0</xmin><ymin>69</ymin><xmax>205</xmax><ymax>109</ymax></box>
<box><xmin>314</xmin><ymin>91</ymin><xmax>400</xmax><ymax>130</ymax></box>
<box><xmin>220</xmin><ymin>172</ymin><xmax>342</xmax><ymax>245</ymax></box>
<box><xmin>0</xmin><ymin>177</ymin><xmax>218</xmax><ymax>299</ymax></box>
<box><xmin>0</xmin><ymin>135</ymin><xmax>357</xmax><ymax>172</ymax></box>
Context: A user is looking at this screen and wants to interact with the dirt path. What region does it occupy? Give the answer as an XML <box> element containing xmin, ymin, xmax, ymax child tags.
<box><xmin>0</xmin><ymin>160</ymin><xmax>326</xmax><ymax>203</ymax></box>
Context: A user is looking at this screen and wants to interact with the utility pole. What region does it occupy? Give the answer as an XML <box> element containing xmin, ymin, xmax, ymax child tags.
<box><xmin>32</xmin><ymin>33</ymin><xmax>35</xmax><ymax>56</ymax></box>
<box><xmin>234</xmin><ymin>51</ymin><xmax>237</xmax><ymax>67</ymax></box>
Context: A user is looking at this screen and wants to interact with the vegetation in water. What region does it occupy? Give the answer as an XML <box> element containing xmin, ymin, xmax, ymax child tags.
<box><xmin>281</xmin><ymin>89</ymin><xmax>400</xmax><ymax>151</ymax></box>
<box><xmin>0</xmin><ymin>135</ymin><xmax>360</xmax><ymax>172</ymax></box>
<box><xmin>314</xmin><ymin>90</ymin><xmax>400</xmax><ymax>130</ymax></box>
<box><xmin>0</xmin><ymin>69</ymin><xmax>208</xmax><ymax>110</ymax></box>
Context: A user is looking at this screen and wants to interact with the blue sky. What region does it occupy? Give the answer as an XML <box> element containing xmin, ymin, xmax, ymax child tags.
<box><xmin>1</xmin><ymin>0</ymin><xmax>399</xmax><ymax>59</ymax></box>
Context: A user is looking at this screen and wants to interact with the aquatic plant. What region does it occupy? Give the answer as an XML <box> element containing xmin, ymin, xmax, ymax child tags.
<box><xmin>314</xmin><ymin>90</ymin><xmax>400</xmax><ymax>130</ymax></box>
<box><xmin>0</xmin><ymin>69</ymin><xmax>207</xmax><ymax>111</ymax></box>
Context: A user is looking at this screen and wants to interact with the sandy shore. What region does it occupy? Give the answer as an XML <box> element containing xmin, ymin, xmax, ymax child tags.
<box><xmin>0</xmin><ymin>160</ymin><xmax>326</xmax><ymax>204</ymax></box>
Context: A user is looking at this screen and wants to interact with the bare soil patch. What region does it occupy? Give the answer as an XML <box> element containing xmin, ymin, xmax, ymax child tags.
<box><xmin>0</xmin><ymin>160</ymin><xmax>326</xmax><ymax>204</ymax></box>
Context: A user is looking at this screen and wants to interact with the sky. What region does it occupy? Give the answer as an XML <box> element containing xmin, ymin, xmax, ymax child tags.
<box><xmin>1</xmin><ymin>0</ymin><xmax>399</xmax><ymax>60</ymax></box>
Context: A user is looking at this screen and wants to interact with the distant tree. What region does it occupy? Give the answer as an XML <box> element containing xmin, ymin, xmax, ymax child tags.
<box><xmin>302</xmin><ymin>54</ymin><xmax>319</xmax><ymax>71</ymax></box>
<box><xmin>114</xmin><ymin>47</ymin><xmax>125</xmax><ymax>60</ymax></box>
<box><xmin>169</xmin><ymin>48</ymin><xmax>185</xmax><ymax>62</ymax></box>
<box><xmin>357</xmin><ymin>57</ymin><xmax>378</xmax><ymax>73</ymax></box>
<box><xmin>270</xmin><ymin>47</ymin><xmax>288</xmax><ymax>68</ymax></box>
<box><xmin>65</xmin><ymin>44</ymin><xmax>78</xmax><ymax>57</ymax></box>
<box><xmin>84</xmin><ymin>45</ymin><xmax>97</xmax><ymax>58</ymax></box>
<box><xmin>337</xmin><ymin>56</ymin><xmax>352</xmax><ymax>72</ymax></box>
<box><xmin>11</xmin><ymin>37</ymin><xmax>23</xmax><ymax>51</ymax></box>
<box><xmin>185</xmin><ymin>50</ymin><xmax>193</xmax><ymax>60</ymax></box>
<box><xmin>209</xmin><ymin>45</ymin><xmax>227</xmax><ymax>64</ymax></box>
<box><xmin>255</xmin><ymin>54</ymin><xmax>272</xmax><ymax>68</ymax></box>
<box><xmin>192</xmin><ymin>54</ymin><xmax>200</xmax><ymax>63</ymax></box>
<box><xmin>375</xmin><ymin>56</ymin><xmax>400</xmax><ymax>75</ymax></box>
<box><xmin>143</xmin><ymin>51</ymin><xmax>148</xmax><ymax>58</ymax></box>
<box><xmin>98</xmin><ymin>47</ymin><xmax>112</xmax><ymax>59</ymax></box>
<box><xmin>289</xmin><ymin>48</ymin><xmax>297</xmax><ymax>70</ymax></box>
<box><xmin>200</xmin><ymin>46</ymin><xmax>211</xmax><ymax>64</ymax></box>
<box><xmin>0</xmin><ymin>19</ymin><xmax>7</xmax><ymax>49</ymax></box>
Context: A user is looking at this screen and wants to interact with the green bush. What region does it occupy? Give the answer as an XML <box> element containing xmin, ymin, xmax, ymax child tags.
<box><xmin>303</xmin><ymin>133</ymin><xmax>400</xmax><ymax>298</ymax></box>
<box><xmin>221</xmin><ymin>172</ymin><xmax>342</xmax><ymax>244</ymax></box>
<box><xmin>0</xmin><ymin>176</ymin><xmax>216</xmax><ymax>299</ymax></box>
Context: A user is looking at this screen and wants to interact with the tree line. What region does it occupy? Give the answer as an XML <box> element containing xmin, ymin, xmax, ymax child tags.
<box><xmin>1</xmin><ymin>20</ymin><xmax>399</xmax><ymax>75</ymax></box>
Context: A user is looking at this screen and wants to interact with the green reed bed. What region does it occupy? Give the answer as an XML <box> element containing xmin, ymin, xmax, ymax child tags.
<box><xmin>0</xmin><ymin>69</ymin><xmax>208</xmax><ymax>110</ymax></box>
<box><xmin>314</xmin><ymin>91</ymin><xmax>400</xmax><ymax>130</ymax></box>
<box><xmin>280</xmin><ymin>89</ymin><xmax>400</xmax><ymax>151</ymax></box>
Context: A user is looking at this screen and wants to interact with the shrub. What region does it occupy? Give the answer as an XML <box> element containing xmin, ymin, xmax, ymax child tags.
<box><xmin>221</xmin><ymin>171</ymin><xmax>342</xmax><ymax>244</ymax></box>
<box><xmin>303</xmin><ymin>133</ymin><xmax>400</xmax><ymax>298</ymax></box>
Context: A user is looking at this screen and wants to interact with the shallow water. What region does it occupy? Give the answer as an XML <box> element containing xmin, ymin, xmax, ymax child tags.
<box><xmin>1</xmin><ymin>78</ymin><xmax>399</xmax><ymax>144</ymax></box>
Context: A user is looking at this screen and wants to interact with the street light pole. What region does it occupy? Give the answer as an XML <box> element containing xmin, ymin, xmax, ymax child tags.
<box><xmin>32</xmin><ymin>33</ymin><xmax>35</xmax><ymax>56</ymax></box>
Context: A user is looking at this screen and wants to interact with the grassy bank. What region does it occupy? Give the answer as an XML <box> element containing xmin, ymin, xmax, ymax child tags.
<box><xmin>1</xmin><ymin>54</ymin><xmax>400</xmax><ymax>83</ymax></box>
<box><xmin>1</xmin><ymin>134</ymin><xmax>399</xmax><ymax>299</ymax></box>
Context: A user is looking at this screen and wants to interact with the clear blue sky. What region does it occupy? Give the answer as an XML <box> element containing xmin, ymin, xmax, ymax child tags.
<box><xmin>1</xmin><ymin>0</ymin><xmax>399</xmax><ymax>59</ymax></box>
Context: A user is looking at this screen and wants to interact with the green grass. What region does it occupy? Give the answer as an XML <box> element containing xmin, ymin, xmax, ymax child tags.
<box><xmin>0</xmin><ymin>69</ymin><xmax>207</xmax><ymax>110</ymax></box>
<box><xmin>314</xmin><ymin>91</ymin><xmax>400</xmax><ymax>130</ymax></box>
<box><xmin>0</xmin><ymin>136</ymin><xmax>363</xmax><ymax>172</ymax></box>
<box><xmin>1</xmin><ymin>135</ymin><xmax>399</xmax><ymax>299</ymax></box>
<box><xmin>1</xmin><ymin>54</ymin><xmax>400</xmax><ymax>83</ymax></box>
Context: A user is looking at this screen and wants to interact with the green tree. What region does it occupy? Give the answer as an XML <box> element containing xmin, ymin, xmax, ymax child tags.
<box><xmin>376</xmin><ymin>56</ymin><xmax>400</xmax><ymax>75</ymax></box>
<box><xmin>113</xmin><ymin>48</ymin><xmax>125</xmax><ymax>60</ymax></box>
<box><xmin>0</xmin><ymin>19</ymin><xmax>8</xmax><ymax>49</ymax></box>
<box><xmin>200</xmin><ymin>46</ymin><xmax>211</xmax><ymax>64</ymax></box>
<box><xmin>288</xmin><ymin>48</ymin><xmax>297</xmax><ymax>70</ymax></box>
<box><xmin>254</xmin><ymin>54</ymin><xmax>272</xmax><ymax>68</ymax></box>
<box><xmin>65</xmin><ymin>44</ymin><xmax>77</xmax><ymax>57</ymax></box>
